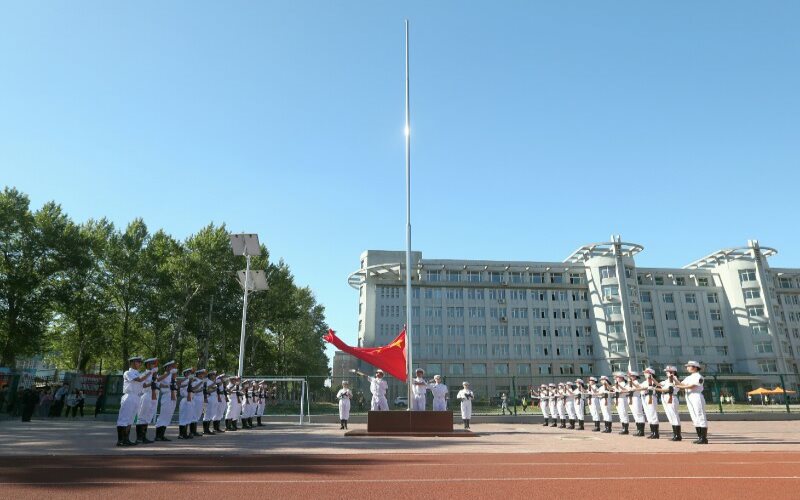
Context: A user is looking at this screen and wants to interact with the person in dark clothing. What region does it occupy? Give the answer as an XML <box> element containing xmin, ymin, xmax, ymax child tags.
<box><xmin>21</xmin><ymin>387</ymin><xmax>39</xmax><ymax>422</ymax></box>
<box><xmin>95</xmin><ymin>389</ymin><xmax>106</xmax><ymax>418</ymax></box>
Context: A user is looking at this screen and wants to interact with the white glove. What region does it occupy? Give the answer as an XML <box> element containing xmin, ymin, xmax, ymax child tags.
<box><xmin>170</xmin><ymin>368</ymin><xmax>178</xmax><ymax>374</ymax></box>
<box><xmin>151</xmin><ymin>367</ymin><xmax>158</xmax><ymax>374</ymax></box>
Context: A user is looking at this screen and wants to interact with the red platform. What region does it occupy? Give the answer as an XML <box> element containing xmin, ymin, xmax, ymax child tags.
<box><xmin>344</xmin><ymin>411</ymin><xmax>476</xmax><ymax>437</ymax></box>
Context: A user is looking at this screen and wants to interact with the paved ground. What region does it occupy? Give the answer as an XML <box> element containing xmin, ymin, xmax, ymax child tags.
<box><xmin>1</xmin><ymin>420</ymin><xmax>799</xmax><ymax>498</ymax></box>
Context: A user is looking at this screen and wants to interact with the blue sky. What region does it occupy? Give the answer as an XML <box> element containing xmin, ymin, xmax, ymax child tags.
<box><xmin>2</xmin><ymin>2</ymin><xmax>799</xmax><ymax>365</ymax></box>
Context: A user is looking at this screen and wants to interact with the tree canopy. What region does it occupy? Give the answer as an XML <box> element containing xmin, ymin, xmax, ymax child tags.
<box><xmin>0</xmin><ymin>187</ymin><xmax>330</xmax><ymax>383</ymax></box>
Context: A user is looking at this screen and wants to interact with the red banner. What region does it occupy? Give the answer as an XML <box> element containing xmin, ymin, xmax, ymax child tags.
<box><xmin>324</xmin><ymin>328</ymin><xmax>407</xmax><ymax>382</ymax></box>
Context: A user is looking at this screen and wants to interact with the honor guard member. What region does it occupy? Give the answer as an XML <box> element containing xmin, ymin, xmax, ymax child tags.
<box><xmin>256</xmin><ymin>381</ymin><xmax>267</xmax><ymax>427</ymax></box>
<box><xmin>598</xmin><ymin>376</ymin><xmax>614</xmax><ymax>433</ymax></box>
<box><xmin>354</xmin><ymin>369</ymin><xmax>389</xmax><ymax>411</ymax></box>
<box><xmin>572</xmin><ymin>380</ymin><xmax>586</xmax><ymax>430</ymax></box>
<box><xmin>456</xmin><ymin>382</ymin><xmax>474</xmax><ymax>429</ymax></box>
<box><xmin>337</xmin><ymin>381</ymin><xmax>352</xmax><ymax>430</ymax></box>
<box><xmin>190</xmin><ymin>369</ymin><xmax>206</xmax><ymax>437</ymax></box>
<box><xmin>238</xmin><ymin>380</ymin><xmax>250</xmax><ymax>428</ymax></box>
<box><xmin>226</xmin><ymin>376</ymin><xmax>242</xmax><ymax>430</ymax></box>
<box><xmin>554</xmin><ymin>384</ymin><xmax>566</xmax><ymax>427</ymax></box>
<box><xmin>135</xmin><ymin>357</ymin><xmax>159</xmax><ymax>444</ymax></box>
<box><xmin>675</xmin><ymin>360</ymin><xmax>708</xmax><ymax>444</ymax></box>
<box><xmin>177</xmin><ymin>368</ymin><xmax>195</xmax><ymax>439</ymax></box>
<box><xmin>213</xmin><ymin>374</ymin><xmax>227</xmax><ymax>433</ymax></box>
<box><xmin>626</xmin><ymin>371</ymin><xmax>646</xmax><ymax>437</ymax></box>
<box><xmin>588</xmin><ymin>377</ymin><xmax>602</xmax><ymax>432</ymax></box>
<box><xmin>564</xmin><ymin>382</ymin><xmax>577</xmax><ymax>429</ymax></box>
<box><xmin>547</xmin><ymin>383</ymin><xmax>557</xmax><ymax>427</ymax></box>
<box><xmin>429</xmin><ymin>375</ymin><xmax>448</xmax><ymax>411</ymax></box>
<box><xmin>411</xmin><ymin>368</ymin><xmax>428</xmax><ymax>411</ymax></box>
<box><xmin>116</xmin><ymin>356</ymin><xmax>152</xmax><ymax>446</ymax></box>
<box><xmin>202</xmin><ymin>370</ymin><xmax>218</xmax><ymax>435</ymax></box>
<box><xmin>613</xmin><ymin>372</ymin><xmax>631</xmax><ymax>435</ymax></box>
<box><xmin>640</xmin><ymin>368</ymin><xmax>661</xmax><ymax>439</ymax></box>
<box><xmin>154</xmin><ymin>361</ymin><xmax>178</xmax><ymax>441</ymax></box>
<box><xmin>536</xmin><ymin>385</ymin><xmax>550</xmax><ymax>426</ymax></box>
<box><xmin>659</xmin><ymin>366</ymin><xmax>681</xmax><ymax>441</ymax></box>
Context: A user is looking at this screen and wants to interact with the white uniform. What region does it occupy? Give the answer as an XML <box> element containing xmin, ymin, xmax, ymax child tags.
<box><xmin>628</xmin><ymin>381</ymin><xmax>645</xmax><ymax>424</ymax></box>
<box><xmin>565</xmin><ymin>389</ymin><xmax>576</xmax><ymax>420</ymax></box>
<box><xmin>337</xmin><ymin>388</ymin><xmax>352</xmax><ymax>419</ymax></box>
<box><xmin>203</xmin><ymin>378</ymin><xmax>217</xmax><ymax>423</ymax></box>
<box><xmin>456</xmin><ymin>389</ymin><xmax>473</xmax><ymax>419</ymax></box>
<box><xmin>660</xmin><ymin>379</ymin><xmax>680</xmax><ymax>426</ymax></box>
<box><xmin>641</xmin><ymin>378</ymin><xmax>660</xmax><ymax>425</ymax></box>
<box><xmin>256</xmin><ymin>386</ymin><xmax>266</xmax><ymax>418</ymax></box>
<box><xmin>556</xmin><ymin>389</ymin><xmax>566</xmax><ymax>420</ymax></box>
<box><xmin>538</xmin><ymin>389</ymin><xmax>550</xmax><ymax>418</ymax></box>
<box><xmin>191</xmin><ymin>379</ymin><xmax>205</xmax><ymax>423</ymax></box>
<box><xmin>156</xmin><ymin>374</ymin><xmax>177</xmax><ymax>427</ymax></box>
<box><xmin>572</xmin><ymin>386</ymin><xmax>584</xmax><ymax>422</ymax></box>
<box><xmin>178</xmin><ymin>378</ymin><xmax>195</xmax><ymax>426</ymax></box>
<box><xmin>368</xmin><ymin>376</ymin><xmax>389</xmax><ymax>411</ymax></box>
<box><xmin>411</xmin><ymin>377</ymin><xmax>428</xmax><ymax>411</ymax></box>
<box><xmin>614</xmin><ymin>382</ymin><xmax>630</xmax><ymax>424</ymax></box>
<box><xmin>598</xmin><ymin>384</ymin><xmax>613</xmax><ymax>422</ymax></box>
<box><xmin>682</xmin><ymin>372</ymin><xmax>707</xmax><ymax>427</ymax></box>
<box><xmin>429</xmin><ymin>383</ymin><xmax>448</xmax><ymax>411</ymax></box>
<box><xmin>589</xmin><ymin>385</ymin><xmax>601</xmax><ymax>422</ymax></box>
<box><xmin>214</xmin><ymin>380</ymin><xmax>228</xmax><ymax>421</ymax></box>
<box><xmin>117</xmin><ymin>368</ymin><xmax>145</xmax><ymax>426</ymax></box>
<box><xmin>226</xmin><ymin>383</ymin><xmax>241</xmax><ymax>422</ymax></box>
<box><xmin>137</xmin><ymin>372</ymin><xmax>159</xmax><ymax>425</ymax></box>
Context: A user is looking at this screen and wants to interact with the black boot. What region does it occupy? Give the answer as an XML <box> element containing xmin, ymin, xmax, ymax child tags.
<box><xmin>646</xmin><ymin>424</ymin><xmax>656</xmax><ymax>439</ymax></box>
<box><xmin>135</xmin><ymin>424</ymin><xmax>143</xmax><ymax>443</ymax></box>
<box><xmin>592</xmin><ymin>421</ymin><xmax>601</xmax><ymax>432</ymax></box>
<box><xmin>619</xmin><ymin>422</ymin><xmax>629</xmax><ymax>435</ymax></box>
<box><xmin>178</xmin><ymin>425</ymin><xmax>188</xmax><ymax>439</ymax></box>
<box><xmin>569</xmin><ymin>419</ymin><xmax>575</xmax><ymax>429</ymax></box>
<box><xmin>635</xmin><ymin>423</ymin><xmax>645</xmax><ymax>437</ymax></box>
<box><xmin>232</xmin><ymin>420</ymin><xmax>239</xmax><ymax>431</ymax></box>
<box><xmin>542</xmin><ymin>418</ymin><xmax>549</xmax><ymax>427</ymax></box>
<box><xmin>159</xmin><ymin>426</ymin><xmax>171</xmax><ymax>442</ymax></box>
<box><xmin>695</xmin><ymin>427</ymin><xmax>708</xmax><ymax>444</ymax></box>
<box><xmin>601</xmin><ymin>422</ymin><xmax>611</xmax><ymax>433</ymax></box>
<box><xmin>559</xmin><ymin>419</ymin><xmax>566</xmax><ymax>428</ymax></box>
<box><xmin>257</xmin><ymin>416</ymin><xmax>264</xmax><ymax>426</ymax></box>
<box><xmin>225</xmin><ymin>419</ymin><xmax>232</xmax><ymax>431</ymax></box>
<box><xmin>141</xmin><ymin>424</ymin><xmax>153</xmax><ymax>444</ymax></box>
<box><xmin>340</xmin><ymin>419</ymin><xmax>345</xmax><ymax>430</ymax></box>
<box><xmin>550</xmin><ymin>418</ymin><xmax>557</xmax><ymax>427</ymax></box>
<box><xmin>344</xmin><ymin>419</ymin><xmax>348</xmax><ymax>430</ymax></box>
<box><xmin>116</xmin><ymin>426</ymin><xmax>126</xmax><ymax>446</ymax></box>
<box><xmin>673</xmin><ymin>425</ymin><xmax>682</xmax><ymax>441</ymax></box>
<box><xmin>578</xmin><ymin>420</ymin><xmax>584</xmax><ymax>430</ymax></box>
<box><xmin>653</xmin><ymin>424</ymin><xmax>660</xmax><ymax>439</ymax></box>
<box><xmin>190</xmin><ymin>422</ymin><xmax>202</xmax><ymax>437</ymax></box>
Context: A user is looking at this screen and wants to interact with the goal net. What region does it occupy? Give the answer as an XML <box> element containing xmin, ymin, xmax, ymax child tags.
<box><xmin>241</xmin><ymin>376</ymin><xmax>309</xmax><ymax>425</ymax></box>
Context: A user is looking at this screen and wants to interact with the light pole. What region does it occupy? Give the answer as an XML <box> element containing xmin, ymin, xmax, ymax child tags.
<box><xmin>230</xmin><ymin>233</ymin><xmax>269</xmax><ymax>378</ymax></box>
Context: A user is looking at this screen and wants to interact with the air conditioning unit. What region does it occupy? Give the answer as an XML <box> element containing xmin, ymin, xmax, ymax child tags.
<box><xmin>500</xmin><ymin>316</ymin><xmax>508</xmax><ymax>322</ymax></box>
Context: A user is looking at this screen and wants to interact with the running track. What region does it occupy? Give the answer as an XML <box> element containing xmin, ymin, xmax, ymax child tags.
<box><xmin>1</xmin><ymin>452</ymin><xmax>799</xmax><ymax>499</ymax></box>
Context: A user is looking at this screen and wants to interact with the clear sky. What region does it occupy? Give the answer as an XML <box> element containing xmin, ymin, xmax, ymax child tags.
<box><xmin>2</xmin><ymin>2</ymin><xmax>799</xmax><ymax>365</ymax></box>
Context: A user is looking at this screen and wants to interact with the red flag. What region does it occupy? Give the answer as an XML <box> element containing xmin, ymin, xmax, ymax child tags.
<box><xmin>324</xmin><ymin>328</ymin><xmax>407</xmax><ymax>382</ymax></box>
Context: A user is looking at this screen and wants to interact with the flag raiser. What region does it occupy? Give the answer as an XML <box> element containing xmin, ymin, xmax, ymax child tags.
<box><xmin>323</xmin><ymin>328</ymin><xmax>408</xmax><ymax>382</ymax></box>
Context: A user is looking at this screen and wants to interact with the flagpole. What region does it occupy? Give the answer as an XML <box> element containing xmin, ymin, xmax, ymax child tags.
<box><xmin>404</xmin><ymin>19</ymin><xmax>413</xmax><ymax>410</ymax></box>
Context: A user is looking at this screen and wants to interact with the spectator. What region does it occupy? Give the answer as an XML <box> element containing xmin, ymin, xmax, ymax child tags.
<box><xmin>0</xmin><ymin>383</ymin><xmax>8</xmax><ymax>413</ymax></box>
<box><xmin>521</xmin><ymin>396</ymin><xmax>529</xmax><ymax>413</ymax></box>
<box><xmin>74</xmin><ymin>390</ymin><xmax>85</xmax><ymax>417</ymax></box>
<box><xmin>20</xmin><ymin>387</ymin><xmax>39</xmax><ymax>422</ymax></box>
<box><xmin>52</xmin><ymin>383</ymin><xmax>69</xmax><ymax>417</ymax></box>
<box><xmin>94</xmin><ymin>389</ymin><xmax>106</xmax><ymax>418</ymax></box>
<box><xmin>38</xmin><ymin>388</ymin><xmax>53</xmax><ymax>418</ymax></box>
<box><xmin>65</xmin><ymin>390</ymin><xmax>78</xmax><ymax>417</ymax></box>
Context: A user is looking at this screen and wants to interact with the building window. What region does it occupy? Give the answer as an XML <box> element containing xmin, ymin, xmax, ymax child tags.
<box><xmin>467</xmin><ymin>271</ymin><xmax>482</xmax><ymax>282</ymax></box>
<box><xmin>640</xmin><ymin>291</ymin><xmax>651</xmax><ymax>303</ymax></box>
<box><xmin>512</xmin><ymin>326</ymin><xmax>529</xmax><ymax>337</ymax></box>
<box><xmin>472</xmin><ymin>363</ymin><xmax>487</xmax><ymax>375</ymax></box>
<box><xmin>449</xmin><ymin>363</ymin><xmax>464</xmax><ymax>375</ymax></box>
<box><xmin>490</xmin><ymin>326</ymin><xmax>508</xmax><ymax>337</ymax></box>
<box><xmin>599</xmin><ymin>266</ymin><xmax>616</xmax><ymax>279</ymax></box>
<box><xmin>688</xmin><ymin>310</ymin><xmax>699</xmax><ymax>321</ymax></box>
<box><xmin>570</xmin><ymin>273</ymin><xmax>584</xmax><ymax>285</ymax></box>
<box><xmin>716</xmin><ymin>346</ymin><xmax>728</xmax><ymax>356</ymax></box>
<box><xmin>489</xmin><ymin>271</ymin><xmax>503</xmax><ymax>283</ymax></box>
<box><xmin>685</xmin><ymin>293</ymin><xmax>696</xmax><ymax>304</ymax></box>
<box><xmin>698</xmin><ymin>277</ymin><xmax>709</xmax><ymax>286</ymax></box>
<box><xmin>707</xmin><ymin>293</ymin><xmax>719</xmax><ymax>304</ymax></box>
<box><xmin>691</xmin><ymin>328</ymin><xmax>703</xmax><ymax>338</ymax></box>
<box><xmin>511</xmin><ymin>308</ymin><xmax>528</xmax><ymax>319</ymax></box>
<box><xmin>602</xmin><ymin>285</ymin><xmax>619</xmax><ymax>298</ymax></box>
<box><xmin>609</xmin><ymin>341</ymin><xmax>627</xmax><ymax>354</ymax></box>
<box><xmin>676</xmin><ymin>276</ymin><xmax>686</xmax><ymax>286</ymax></box>
<box><xmin>513</xmin><ymin>344</ymin><xmax>531</xmax><ymax>358</ymax></box>
<box><xmin>758</xmin><ymin>361</ymin><xmax>778</xmax><ymax>373</ymax></box>
<box><xmin>710</xmin><ymin>309</ymin><xmax>722</xmax><ymax>321</ymax></box>
<box><xmin>610</xmin><ymin>361</ymin><xmax>626</xmax><ymax>372</ymax></box>
<box><xmin>517</xmin><ymin>364</ymin><xmax>531</xmax><ymax>375</ymax></box>
<box><xmin>469</xmin><ymin>345</ymin><xmax>487</xmax><ymax>357</ymax></box>
<box><xmin>713</xmin><ymin>327</ymin><xmax>725</xmax><ymax>338</ymax></box>
<box><xmin>607</xmin><ymin>322</ymin><xmax>623</xmax><ymax>334</ymax></box>
<box><xmin>665</xmin><ymin>310</ymin><xmax>678</xmax><ymax>321</ymax></box>
<box><xmin>654</xmin><ymin>276</ymin><xmax>664</xmax><ymax>286</ymax></box>
<box><xmin>550</xmin><ymin>273</ymin><xmax>564</xmax><ymax>284</ymax></box>
<box><xmin>751</xmin><ymin>324</ymin><xmax>769</xmax><ymax>336</ymax></box>
<box><xmin>447</xmin><ymin>270</ymin><xmax>462</xmax><ymax>282</ymax></box>
<box><xmin>670</xmin><ymin>346</ymin><xmax>682</xmax><ymax>356</ymax></box>
<box><xmin>604</xmin><ymin>304</ymin><xmax>622</xmax><ymax>316</ymax></box>
<box><xmin>663</xmin><ymin>293</ymin><xmax>674</xmax><ymax>304</ymax></box>
<box><xmin>743</xmin><ymin>289</ymin><xmax>761</xmax><ymax>300</ymax></box>
<box><xmin>739</xmin><ymin>269</ymin><xmax>757</xmax><ymax>283</ymax></box>
<box><xmin>469</xmin><ymin>326</ymin><xmax>486</xmax><ymax>336</ymax></box>
<box><xmin>447</xmin><ymin>325</ymin><xmax>465</xmax><ymax>336</ymax></box>
<box><xmin>494</xmin><ymin>363</ymin><xmax>509</xmax><ymax>375</ymax></box>
<box><xmin>466</xmin><ymin>288</ymin><xmax>484</xmax><ymax>300</ymax></box>
<box><xmin>446</xmin><ymin>288</ymin><xmax>464</xmax><ymax>300</ymax></box>
<box><xmin>754</xmin><ymin>341</ymin><xmax>774</xmax><ymax>354</ymax></box>
<box><xmin>718</xmin><ymin>363</ymin><xmax>733</xmax><ymax>374</ymax></box>
<box><xmin>559</xmin><ymin>365</ymin><xmax>575</xmax><ymax>375</ymax></box>
<box><xmin>426</xmin><ymin>270</ymin><xmax>442</xmax><ymax>282</ymax></box>
<box><xmin>538</xmin><ymin>364</ymin><xmax>552</xmax><ymax>375</ymax></box>
<box><xmin>468</xmin><ymin>307</ymin><xmax>485</xmax><ymax>318</ymax></box>
<box><xmin>668</xmin><ymin>328</ymin><xmax>680</xmax><ymax>338</ymax></box>
<box><xmin>645</xmin><ymin>326</ymin><xmax>657</xmax><ymax>337</ymax></box>
<box><xmin>747</xmin><ymin>306</ymin><xmax>765</xmax><ymax>317</ymax></box>
<box><xmin>447</xmin><ymin>307</ymin><xmax>464</xmax><ymax>318</ymax></box>
<box><xmin>447</xmin><ymin>344</ymin><xmax>465</xmax><ymax>358</ymax></box>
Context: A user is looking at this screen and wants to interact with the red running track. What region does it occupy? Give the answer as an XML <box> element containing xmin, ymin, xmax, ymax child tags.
<box><xmin>1</xmin><ymin>452</ymin><xmax>799</xmax><ymax>500</ymax></box>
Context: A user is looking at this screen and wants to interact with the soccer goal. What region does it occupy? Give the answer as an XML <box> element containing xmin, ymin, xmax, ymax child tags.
<box><xmin>241</xmin><ymin>376</ymin><xmax>310</xmax><ymax>425</ymax></box>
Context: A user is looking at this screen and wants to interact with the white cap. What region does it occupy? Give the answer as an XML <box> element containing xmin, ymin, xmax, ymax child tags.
<box><xmin>376</xmin><ymin>369</ymin><xmax>384</xmax><ymax>374</ymax></box>
<box><xmin>462</xmin><ymin>381</ymin><xmax>470</xmax><ymax>386</ymax></box>
<box><xmin>628</xmin><ymin>371</ymin><xmax>640</xmax><ymax>377</ymax></box>
<box><xmin>643</xmin><ymin>368</ymin><xmax>656</xmax><ymax>375</ymax></box>
<box><xmin>685</xmin><ymin>360</ymin><xmax>702</xmax><ymax>369</ymax></box>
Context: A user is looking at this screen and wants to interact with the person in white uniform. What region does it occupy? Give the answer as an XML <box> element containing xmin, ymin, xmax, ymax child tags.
<box><xmin>536</xmin><ymin>384</ymin><xmax>550</xmax><ymax>426</ymax></box>
<box><xmin>355</xmin><ymin>369</ymin><xmax>389</xmax><ymax>411</ymax></box>
<box><xmin>189</xmin><ymin>369</ymin><xmax>207</xmax><ymax>437</ymax></box>
<box><xmin>225</xmin><ymin>376</ymin><xmax>242</xmax><ymax>431</ymax></box>
<box><xmin>657</xmin><ymin>365</ymin><xmax>681</xmax><ymax>441</ymax></box>
<box><xmin>640</xmin><ymin>367</ymin><xmax>661</xmax><ymax>439</ymax></box>
<box><xmin>411</xmin><ymin>368</ymin><xmax>428</xmax><ymax>411</ymax></box>
<box><xmin>456</xmin><ymin>381</ymin><xmax>474</xmax><ymax>429</ymax></box>
<box><xmin>135</xmin><ymin>357</ymin><xmax>159</xmax><ymax>444</ymax></box>
<box><xmin>547</xmin><ymin>383</ymin><xmax>558</xmax><ymax>427</ymax></box>
<box><xmin>255</xmin><ymin>380</ymin><xmax>267</xmax><ymax>427</ymax></box>
<box><xmin>213</xmin><ymin>374</ymin><xmax>227</xmax><ymax>433</ymax></box>
<box><xmin>177</xmin><ymin>367</ymin><xmax>195</xmax><ymax>439</ymax></box>
<box><xmin>116</xmin><ymin>355</ymin><xmax>153</xmax><ymax>447</ymax></box>
<box><xmin>337</xmin><ymin>380</ymin><xmax>352</xmax><ymax>430</ymax></box>
<box><xmin>675</xmin><ymin>360</ymin><xmax>708</xmax><ymax>444</ymax></box>
<box><xmin>555</xmin><ymin>384</ymin><xmax>566</xmax><ymax>427</ymax></box>
<box><xmin>202</xmin><ymin>370</ymin><xmax>218</xmax><ymax>435</ymax></box>
<box><xmin>154</xmin><ymin>360</ymin><xmax>178</xmax><ymax>442</ymax></box>
<box><xmin>588</xmin><ymin>377</ymin><xmax>601</xmax><ymax>432</ymax></box>
<box><xmin>564</xmin><ymin>382</ymin><xmax>577</xmax><ymax>429</ymax></box>
<box><xmin>429</xmin><ymin>375</ymin><xmax>448</xmax><ymax>411</ymax></box>
<box><xmin>572</xmin><ymin>380</ymin><xmax>585</xmax><ymax>430</ymax></box>
<box><xmin>613</xmin><ymin>372</ymin><xmax>631</xmax><ymax>435</ymax></box>
<box><xmin>625</xmin><ymin>371</ymin><xmax>646</xmax><ymax>437</ymax></box>
<box><xmin>599</xmin><ymin>376</ymin><xmax>614</xmax><ymax>433</ymax></box>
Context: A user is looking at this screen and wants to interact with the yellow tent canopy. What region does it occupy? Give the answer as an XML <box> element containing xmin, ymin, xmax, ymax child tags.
<box><xmin>747</xmin><ymin>387</ymin><xmax>771</xmax><ymax>396</ymax></box>
<box><xmin>769</xmin><ymin>386</ymin><xmax>797</xmax><ymax>394</ymax></box>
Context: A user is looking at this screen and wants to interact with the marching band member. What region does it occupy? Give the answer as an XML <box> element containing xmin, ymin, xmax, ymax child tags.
<box><xmin>135</xmin><ymin>357</ymin><xmax>159</xmax><ymax>444</ymax></box>
<box><xmin>177</xmin><ymin>368</ymin><xmax>195</xmax><ymax>439</ymax></box>
<box><xmin>626</xmin><ymin>371</ymin><xmax>646</xmax><ymax>437</ymax></box>
<box><xmin>572</xmin><ymin>379</ymin><xmax>586</xmax><ymax>430</ymax></box>
<box><xmin>202</xmin><ymin>370</ymin><xmax>218</xmax><ymax>435</ymax></box>
<box><xmin>640</xmin><ymin>367</ymin><xmax>661</xmax><ymax>439</ymax></box>
<box><xmin>154</xmin><ymin>361</ymin><xmax>178</xmax><ymax>441</ymax></box>
<box><xmin>674</xmin><ymin>360</ymin><xmax>708</xmax><ymax>444</ymax></box>
<box><xmin>429</xmin><ymin>375</ymin><xmax>448</xmax><ymax>411</ymax></box>
<box><xmin>116</xmin><ymin>355</ymin><xmax>152</xmax><ymax>446</ymax></box>
<box><xmin>658</xmin><ymin>366</ymin><xmax>681</xmax><ymax>441</ymax></box>
<box><xmin>599</xmin><ymin>376</ymin><xmax>614</xmax><ymax>433</ymax></box>
<box><xmin>411</xmin><ymin>368</ymin><xmax>428</xmax><ymax>411</ymax></box>
<box><xmin>337</xmin><ymin>380</ymin><xmax>352</xmax><ymax>430</ymax></box>
<box><xmin>588</xmin><ymin>377</ymin><xmax>602</xmax><ymax>432</ymax></box>
<box><xmin>564</xmin><ymin>382</ymin><xmax>577</xmax><ymax>429</ymax></box>
<box><xmin>456</xmin><ymin>381</ymin><xmax>474</xmax><ymax>429</ymax></box>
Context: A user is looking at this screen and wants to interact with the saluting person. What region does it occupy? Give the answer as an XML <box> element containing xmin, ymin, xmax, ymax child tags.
<box><xmin>588</xmin><ymin>377</ymin><xmax>602</xmax><ymax>432</ymax></box>
<box><xmin>337</xmin><ymin>380</ymin><xmax>352</xmax><ymax>430</ymax></box>
<box><xmin>598</xmin><ymin>376</ymin><xmax>614</xmax><ymax>433</ymax></box>
<box><xmin>640</xmin><ymin>367</ymin><xmax>661</xmax><ymax>439</ymax></box>
<box><xmin>659</xmin><ymin>366</ymin><xmax>681</xmax><ymax>441</ymax></box>
<box><xmin>225</xmin><ymin>376</ymin><xmax>242</xmax><ymax>431</ymax></box>
<box><xmin>202</xmin><ymin>370</ymin><xmax>218</xmax><ymax>435</ymax></box>
<box><xmin>456</xmin><ymin>382</ymin><xmax>474</xmax><ymax>429</ymax></box>
<box><xmin>154</xmin><ymin>360</ymin><xmax>178</xmax><ymax>441</ymax></box>
<box><xmin>572</xmin><ymin>379</ymin><xmax>586</xmax><ymax>430</ymax></box>
<box><xmin>116</xmin><ymin>356</ymin><xmax>153</xmax><ymax>447</ymax></box>
<box><xmin>429</xmin><ymin>375</ymin><xmax>448</xmax><ymax>411</ymax></box>
<box><xmin>177</xmin><ymin>368</ymin><xmax>195</xmax><ymax>439</ymax></box>
<box><xmin>674</xmin><ymin>360</ymin><xmax>708</xmax><ymax>444</ymax></box>
<box><xmin>190</xmin><ymin>369</ymin><xmax>207</xmax><ymax>437</ymax></box>
<box><xmin>135</xmin><ymin>357</ymin><xmax>159</xmax><ymax>444</ymax></box>
<box><xmin>564</xmin><ymin>381</ymin><xmax>577</xmax><ymax>429</ymax></box>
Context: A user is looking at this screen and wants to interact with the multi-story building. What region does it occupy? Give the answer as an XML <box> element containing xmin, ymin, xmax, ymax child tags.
<box><xmin>345</xmin><ymin>238</ymin><xmax>800</xmax><ymax>402</ymax></box>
